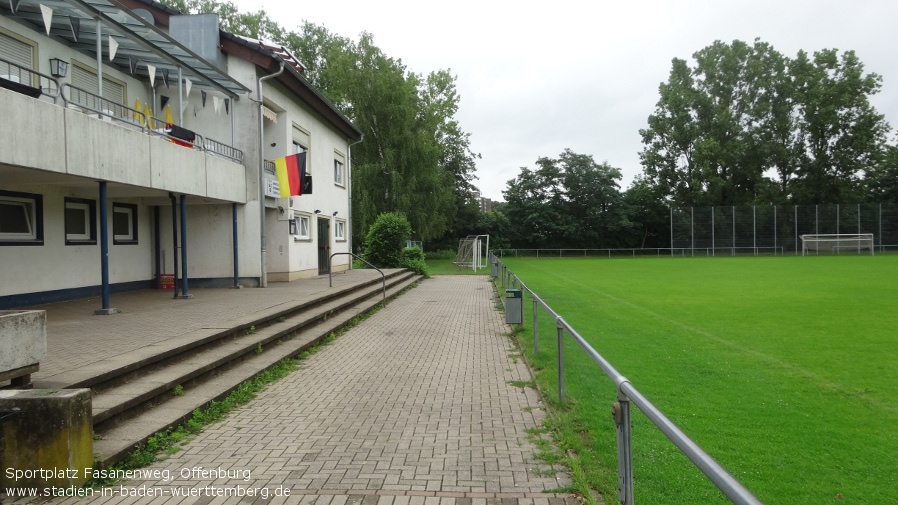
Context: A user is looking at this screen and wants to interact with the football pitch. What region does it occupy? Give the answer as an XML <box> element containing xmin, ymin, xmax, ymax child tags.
<box><xmin>499</xmin><ymin>255</ymin><xmax>898</xmax><ymax>505</ymax></box>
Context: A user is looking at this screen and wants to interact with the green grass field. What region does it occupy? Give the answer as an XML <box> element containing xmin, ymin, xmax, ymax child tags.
<box><xmin>498</xmin><ymin>255</ymin><xmax>898</xmax><ymax>505</ymax></box>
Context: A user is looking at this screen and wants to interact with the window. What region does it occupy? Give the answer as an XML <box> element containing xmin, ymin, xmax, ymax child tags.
<box><xmin>334</xmin><ymin>220</ymin><xmax>346</xmax><ymax>242</ymax></box>
<box><xmin>292</xmin><ymin>124</ymin><xmax>310</xmax><ymax>174</ymax></box>
<box><xmin>0</xmin><ymin>190</ymin><xmax>42</xmax><ymax>245</ymax></box>
<box><xmin>0</xmin><ymin>30</ymin><xmax>36</xmax><ymax>84</ymax></box>
<box><xmin>112</xmin><ymin>203</ymin><xmax>138</xmax><ymax>244</ymax></box>
<box><xmin>65</xmin><ymin>197</ymin><xmax>96</xmax><ymax>245</ymax></box>
<box><xmin>334</xmin><ymin>159</ymin><xmax>344</xmax><ymax>186</ymax></box>
<box><xmin>293</xmin><ymin>214</ymin><xmax>311</xmax><ymax>240</ymax></box>
<box><xmin>71</xmin><ymin>64</ymin><xmax>126</xmax><ymax>110</ymax></box>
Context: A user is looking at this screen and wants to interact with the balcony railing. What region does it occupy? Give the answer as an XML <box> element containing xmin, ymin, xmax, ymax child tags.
<box><xmin>0</xmin><ymin>56</ymin><xmax>60</xmax><ymax>103</ymax></box>
<box><xmin>0</xmin><ymin>54</ymin><xmax>246</xmax><ymax>165</ymax></box>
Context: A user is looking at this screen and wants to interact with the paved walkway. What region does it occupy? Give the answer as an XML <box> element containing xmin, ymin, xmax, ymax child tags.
<box><xmin>47</xmin><ymin>275</ymin><xmax>577</xmax><ymax>504</ymax></box>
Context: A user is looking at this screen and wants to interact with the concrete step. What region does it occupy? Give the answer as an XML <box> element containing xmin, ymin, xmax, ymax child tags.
<box><xmin>91</xmin><ymin>272</ymin><xmax>422</xmax><ymax>467</ymax></box>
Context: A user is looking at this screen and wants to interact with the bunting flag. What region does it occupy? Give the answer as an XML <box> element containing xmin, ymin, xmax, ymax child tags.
<box><xmin>159</xmin><ymin>95</ymin><xmax>169</xmax><ymax>111</ymax></box>
<box><xmin>108</xmin><ymin>36</ymin><xmax>119</xmax><ymax>61</ymax></box>
<box><xmin>201</xmin><ymin>90</ymin><xmax>207</xmax><ymax>107</ymax></box>
<box><xmin>40</xmin><ymin>4</ymin><xmax>53</xmax><ymax>35</ymax></box>
<box><xmin>147</xmin><ymin>64</ymin><xmax>156</xmax><ymax>87</ymax></box>
<box><xmin>184</xmin><ymin>78</ymin><xmax>192</xmax><ymax>97</ymax></box>
<box><xmin>224</xmin><ymin>98</ymin><xmax>229</xmax><ymax>115</ymax></box>
<box><xmin>275</xmin><ymin>152</ymin><xmax>307</xmax><ymax>198</ymax></box>
<box><xmin>213</xmin><ymin>96</ymin><xmax>222</xmax><ymax>114</ymax></box>
<box><xmin>193</xmin><ymin>104</ymin><xmax>199</xmax><ymax>117</ymax></box>
<box><xmin>10</xmin><ymin>0</ymin><xmax>21</xmax><ymax>15</ymax></box>
<box><xmin>69</xmin><ymin>16</ymin><xmax>80</xmax><ymax>42</ymax></box>
<box><xmin>128</xmin><ymin>56</ymin><xmax>137</xmax><ymax>75</ymax></box>
<box><xmin>161</xmin><ymin>69</ymin><xmax>170</xmax><ymax>89</ymax></box>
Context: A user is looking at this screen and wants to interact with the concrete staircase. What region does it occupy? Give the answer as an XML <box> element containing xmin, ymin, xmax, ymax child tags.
<box><xmin>53</xmin><ymin>269</ymin><xmax>421</xmax><ymax>468</ymax></box>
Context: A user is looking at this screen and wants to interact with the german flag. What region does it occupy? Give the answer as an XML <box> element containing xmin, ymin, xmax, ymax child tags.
<box><xmin>275</xmin><ymin>152</ymin><xmax>307</xmax><ymax>198</ymax></box>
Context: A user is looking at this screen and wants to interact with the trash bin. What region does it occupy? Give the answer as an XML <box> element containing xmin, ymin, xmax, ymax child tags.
<box><xmin>490</xmin><ymin>258</ymin><xmax>499</xmax><ymax>277</ymax></box>
<box><xmin>505</xmin><ymin>289</ymin><xmax>522</xmax><ymax>324</ymax></box>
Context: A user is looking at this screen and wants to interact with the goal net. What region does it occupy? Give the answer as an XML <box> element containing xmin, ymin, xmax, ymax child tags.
<box><xmin>800</xmin><ymin>234</ymin><xmax>874</xmax><ymax>255</ymax></box>
<box><xmin>454</xmin><ymin>235</ymin><xmax>489</xmax><ymax>271</ymax></box>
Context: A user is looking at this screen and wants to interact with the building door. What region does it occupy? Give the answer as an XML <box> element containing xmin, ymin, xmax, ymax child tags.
<box><xmin>317</xmin><ymin>217</ymin><xmax>330</xmax><ymax>275</ymax></box>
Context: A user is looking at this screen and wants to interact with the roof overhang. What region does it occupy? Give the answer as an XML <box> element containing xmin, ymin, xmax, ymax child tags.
<box><xmin>1</xmin><ymin>0</ymin><xmax>250</xmax><ymax>97</ymax></box>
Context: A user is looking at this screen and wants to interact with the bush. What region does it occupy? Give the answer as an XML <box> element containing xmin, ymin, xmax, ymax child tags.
<box><xmin>400</xmin><ymin>246</ymin><xmax>429</xmax><ymax>277</ymax></box>
<box><xmin>364</xmin><ymin>212</ymin><xmax>412</xmax><ymax>268</ymax></box>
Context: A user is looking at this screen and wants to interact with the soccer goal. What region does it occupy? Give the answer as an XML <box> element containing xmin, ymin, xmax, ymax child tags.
<box><xmin>800</xmin><ymin>234</ymin><xmax>874</xmax><ymax>255</ymax></box>
<box><xmin>454</xmin><ymin>235</ymin><xmax>489</xmax><ymax>271</ymax></box>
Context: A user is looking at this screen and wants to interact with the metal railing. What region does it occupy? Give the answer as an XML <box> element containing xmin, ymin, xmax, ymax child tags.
<box><xmin>263</xmin><ymin>159</ymin><xmax>276</xmax><ymax>174</ymax></box>
<box><xmin>329</xmin><ymin>253</ymin><xmax>386</xmax><ymax>307</ymax></box>
<box><xmin>0</xmin><ymin>56</ymin><xmax>60</xmax><ymax>103</ymax></box>
<box><xmin>494</xmin><ymin>247</ymin><xmax>787</xmax><ymax>258</ymax></box>
<box><xmin>57</xmin><ymin>83</ymin><xmax>245</xmax><ymax>164</ymax></box>
<box><xmin>492</xmin><ymin>253</ymin><xmax>763</xmax><ymax>505</ymax></box>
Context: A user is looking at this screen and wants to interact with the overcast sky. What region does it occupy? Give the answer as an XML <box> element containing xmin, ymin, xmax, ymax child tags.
<box><xmin>232</xmin><ymin>0</ymin><xmax>898</xmax><ymax>201</ymax></box>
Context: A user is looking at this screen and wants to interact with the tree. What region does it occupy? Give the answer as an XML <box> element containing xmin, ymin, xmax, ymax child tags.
<box><xmin>640</xmin><ymin>39</ymin><xmax>891</xmax><ymax>207</ymax></box>
<box><xmin>364</xmin><ymin>212</ymin><xmax>412</xmax><ymax>268</ymax></box>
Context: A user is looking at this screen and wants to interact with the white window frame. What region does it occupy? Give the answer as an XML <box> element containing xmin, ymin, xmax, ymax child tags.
<box><xmin>293</xmin><ymin>214</ymin><xmax>311</xmax><ymax>241</ymax></box>
<box><xmin>0</xmin><ymin>192</ymin><xmax>41</xmax><ymax>243</ymax></box>
<box><xmin>334</xmin><ymin>220</ymin><xmax>346</xmax><ymax>242</ymax></box>
<box><xmin>112</xmin><ymin>203</ymin><xmax>137</xmax><ymax>244</ymax></box>
<box><xmin>65</xmin><ymin>198</ymin><xmax>95</xmax><ymax>244</ymax></box>
<box><xmin>334</xmin><ymin>159</ymin><xmax>345</xmax><ymax>186</ymax></box>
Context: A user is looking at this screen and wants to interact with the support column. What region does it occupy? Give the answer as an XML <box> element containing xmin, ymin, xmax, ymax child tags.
<box><xmin>94</xmin><ymin>181</ymin><xmax>118</xmax><ymax>315</ymax></box>
<box><xmin>178</xmin><ymin>194</ymin><xmax>193</xmax><ymax>299</ymax></box>
<box><xmin>232</xmin><ymin>202</ymin><xmax>240</xmax><ymax>288</ymax></box>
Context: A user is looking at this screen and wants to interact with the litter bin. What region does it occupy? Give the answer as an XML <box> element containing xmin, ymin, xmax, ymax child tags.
<box><xmin>490</xmin><ymin>258</ymin><xmax>499</xmax><ymax>277</ymax></box>
<box><xmin>505</xmin><ymin>289</ymin><xmax>522</xmax><ymax>324</ymax></box>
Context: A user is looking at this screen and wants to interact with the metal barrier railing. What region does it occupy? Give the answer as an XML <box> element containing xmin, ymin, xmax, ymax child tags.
<box><xmin>263</xmin><ymin>159</ymin><xmax>276</xmax><ymax>174</ymax></box>
<box><xmin>204</xmin><ymin>136</ymin><xmax>244</xmax><ymax>163</ymax></box>
<box><xmin>494</xmin><ymin>247</ymin><xmax>786</xmax><ymax>258</ymax></box>
<box><xmin>0</xmin><ymin>56</ymin><xmax>60</xmax><ymax>103</ymax></box>
<box><xmin>62</xmin><ymin>83</ymin><xmax>146</xmax><ymax>127</ymax></box>
<box><xmin>492</xmin><ymin>253</ymin><xmax>763</xmax><ymax>505</ymax></box>
<box><xmin>328</xmin><ymin>253</ymin><xmax>386</xmax><ymax>307</ymax></box>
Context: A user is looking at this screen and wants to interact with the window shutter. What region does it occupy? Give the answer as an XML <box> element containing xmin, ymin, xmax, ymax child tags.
<box><xmin>71</xmin><ymin>65</ymin><xmax>125</xmax><ymax>105</ymax></box>
<box><xmin>0</xmin><ymin>32</ymin><xmax>33</xmax><ymax>70</ymax></box>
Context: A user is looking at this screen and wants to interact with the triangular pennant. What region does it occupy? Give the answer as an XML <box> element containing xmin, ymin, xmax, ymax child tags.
<box><xmin>69</xmin><ymin>16</ymin><xmax>80</xmax><ymax>42</ymax></box>
<box><xmin>193</xmin><ymin>105</ymin><xmax>199</xmax><ymax>117</ymax></box>
<box><xmin>184</xmin><ymin>78</ymin><xmax>192</xmax><ymax>97</ymax></box>
<box><xmin>213</xmin><ymin>96</ymin><xmax>222</xmax><ymax>114</ymax></box>
<box><xmin>147</xmin><ymin>64</ymin><xmax>156</xmax><ymax>87</ymax></box>
<box><xmin>181</xmin><ymin>100</ymin><xmax>189</xmax><ymax>114</ymax></box>
<box><xmin>10</xmin><ymin>0</ymin><xmax>21</xmax><ymax>15</ymax></box>
<box><xmin>201</xmin><ymin>90</ymin><xmax>207</xmax><ymax>107</ymax></box>
<box><xmin>40</xmin><ymin>4</ymin><xmax>53</xmax><ymax>35</ymax></box>
<box><xmin>162</xmin><ymin>69</ymin><xmax>170</xmax><ymax>89</ymax></box>
<box><xmin>159</xmin><ymin>95</ymin><xmax>169</xmax><ymax>111</ymax></box>
<box><xmin>224</xmin><ymin>98</ymin><xmax>229</xmax><ymax>115</ymax></box>
<box><xmin>108</xmin><ymin>36</ymin><xmax>119</xmax><ymax>61</ymax></box>
<box><xmin>128</xmin><ymin>56</ymin><xmax>137</xmax><ymax>75</ymax></box>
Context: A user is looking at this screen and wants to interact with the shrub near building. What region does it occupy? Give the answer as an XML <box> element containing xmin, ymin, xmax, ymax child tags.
<box><xmin>363</xmin><ymin>213</ymin><xmax>428</xmax><ymax>276</ymax></box>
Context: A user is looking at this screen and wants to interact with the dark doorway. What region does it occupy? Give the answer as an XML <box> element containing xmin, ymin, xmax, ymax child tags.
<box><xmin>317</xmin><ymin>217</ymin><xmax>330</xmax><ymax>275</ymax></box>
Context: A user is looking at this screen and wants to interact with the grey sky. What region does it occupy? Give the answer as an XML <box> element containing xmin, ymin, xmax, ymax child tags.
<box><xmin>235</xmin><ymin>0</ymin><xmax>898</xmax><ymax>201</ymax></box>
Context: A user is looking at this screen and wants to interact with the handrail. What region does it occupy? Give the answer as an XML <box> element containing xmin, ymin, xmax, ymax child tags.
<box><xmin>0</xmin><ymin>56</ymin><xmax>60</xmax><ymax>103</ymax></box>
<box><xmin>329</xmin><ymin>253</ymin><xmax>386</xmax><ymax>307</ymax></box>
<box><xmin>492</xmin><ymin>253</ymin><xmax>763</xmax><ymax>505</ymax></box>
<box><xmin>61</xmin><ymin>83</ymin><xmax>145</xmax><ymax>129</ymax></box>
<box><xmin>204</xmin><ymin>136</ymin><xmax>244</xmax><ymax>162</ymax></box>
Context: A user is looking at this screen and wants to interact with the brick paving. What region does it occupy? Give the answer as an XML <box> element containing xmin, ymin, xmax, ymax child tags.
<box><xmin>34</xmin><ymin>275</ymin><xmax>578</xmax><ymax>505</ymax></box>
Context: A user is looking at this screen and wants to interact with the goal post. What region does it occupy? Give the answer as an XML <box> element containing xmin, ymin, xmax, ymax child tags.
<box><xmin>800</xmin><ymin>234</ymin><xmax>874</xmax><ymax>255</ymax></box>
<box><xmin>454</xmin><ymin>235</ymin><xmax>490</xmax><ymax>271</ymax></box>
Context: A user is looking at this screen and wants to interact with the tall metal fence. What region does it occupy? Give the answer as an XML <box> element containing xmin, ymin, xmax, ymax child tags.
<box><xmin>672</xmin><ymin>204</ymin><xmax>898</xmax><ymax>255</ymax></box>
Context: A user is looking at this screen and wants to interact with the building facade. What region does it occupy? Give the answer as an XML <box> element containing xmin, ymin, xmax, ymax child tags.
<box><xmin>0</xmin><ymin>0</ymin><xmax>361</xmax><ymax>310</ymax></box>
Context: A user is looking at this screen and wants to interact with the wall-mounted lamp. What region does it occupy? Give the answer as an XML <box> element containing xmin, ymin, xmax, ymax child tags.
<box><xmin>332</xmin><ymin>211</ymin><xmax>338</xmax><ymax>216</ymax></box>
<box><xmin>313</xmin><ymin>209</ymin><xmax>321</xmax><ymax>214</ymax></box>
<box><xmin>49</xmin><ymin>58</ymin><xmax>69</xmax><ymax>78</ymax></box>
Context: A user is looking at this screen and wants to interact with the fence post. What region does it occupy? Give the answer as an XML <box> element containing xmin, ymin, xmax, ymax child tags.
<box><xmin>614</xmin><ymin>392</ymin><xmax>634</xmax><ymax>505</ymax></box>
<box><xmin>533</xmin><ymin>298</ymin><xmax>539</xmax><ymax>354</ymax></box>
<box><xmin>557</xmin><ymin>319</ymin><xmax>565</xmax><ymax>403</ymax></box>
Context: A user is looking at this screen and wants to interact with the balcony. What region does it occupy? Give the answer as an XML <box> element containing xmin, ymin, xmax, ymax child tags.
<box><xmin>0</xmin><ymin>57</ymin><xmax>247</xmax><ymax>204</ymax></box>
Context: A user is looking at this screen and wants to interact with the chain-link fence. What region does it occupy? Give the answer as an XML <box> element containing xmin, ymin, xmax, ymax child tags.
<box><xmin>671</xmin><ymin>204</ymin><xmax>898</xmax><ymax>255</ymax></box>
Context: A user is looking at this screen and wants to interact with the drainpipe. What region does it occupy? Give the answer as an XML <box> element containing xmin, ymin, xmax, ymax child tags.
<box><xmin>169</xmin><ymin>193</ymin><xmax>179</xmax><ymax>299</ymax></box>
<box><xmin>179</xmin><ymin>194</ymin><xmax>192</xmax><ymax>299</ymax></box>
<box><xmin>257</xmin><ymin>62</ymin><xmax>285</xmax><ymax>288</ymax></box>
<box><xmin>154</xmin><ymin>206</ymin><xmax>161</xmax><ymax>289</ymax></box>
<box><xmin>346</xmin><ymin>136</ymin><xmax>364</xmax><ymax>262</ymax></box>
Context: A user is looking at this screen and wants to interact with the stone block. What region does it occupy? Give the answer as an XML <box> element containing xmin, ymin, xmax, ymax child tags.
<box><xmin>0</xmin><ymin>389</ymin><xmax>93</xmax><ymax>490</ymax></box>
<box><xmin>0</xmin><ymin>310</ymin><xmax>47</xmax><ymax>382</ymax></box>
